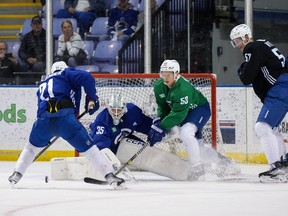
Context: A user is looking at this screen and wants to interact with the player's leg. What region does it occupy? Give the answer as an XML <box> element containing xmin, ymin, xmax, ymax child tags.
<box><xmin>198</xmin><ymin>139</ymin><xmax>241</xmax><ymax>177</ymax></box>
<box><xmin>179</xmin><ymin>102</ymin><xmax>211</xmax><ymax>180</ymax></box>
<box><xmin>9</xmin><ymin>118</ymin><xmax>53</xmax><ymax>185</ymax></box>
<box><xmin>256</xmin><ymin>91</ymin><xmax>288</xmax><ymax>182</ymax></box>
<box><xmin>179</xmin><ymin>122</ymin><xmax>205</xmax><ymax>180</ymax></box>
<box><xmin>272</xmin><ymin>128</ymin><xmax>286</xmax><ymax>158</ymax></box>
<box><xmin>60</xmin><ymin>114</ymin><xmax>125</xmax><ymax>188</ymax></box>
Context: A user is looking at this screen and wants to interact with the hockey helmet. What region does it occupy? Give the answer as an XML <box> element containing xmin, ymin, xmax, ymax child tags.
<box><xmin>160</xmin><ymin>59</ymin><xmax>180</xmax><ymax>74</ymax></box>
<box><xmin>230</xmin><ymin>24</ymin><xmax>252</xmax><ymax>47</ymax></box>
<box><xmin>51</xmin><ymin>61</ymin><xmax>68</xmax><ymax>73</ymax></box>
<box><xmin>108</xmin><ymin>94</ymin><xmax>127</xmax><ymax>125</ymax></box>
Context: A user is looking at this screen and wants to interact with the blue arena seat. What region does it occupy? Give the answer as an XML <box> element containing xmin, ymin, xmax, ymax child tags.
<box><xmin>75</xmin><ymin>65</ymin><xmax>100</xmax><ymax>73</ymax></box>
<box><xmin>101</xmin><ymin>64</ymin><xmax>118</xmax><ymax>73</ymax></box>
<box><xmin>42</xmin><ymin>0</ymin><xmax>65</xmax><ymax>17</ymax></box>
<box><xmin>93</xmin><ymin>40</ymin><xmax>122</xmax><ymax>70</ymax></box>
<box><xmin>85</xmin><ymin>17</ymin><xmax>109</xmax><ymax>41</ymax></box>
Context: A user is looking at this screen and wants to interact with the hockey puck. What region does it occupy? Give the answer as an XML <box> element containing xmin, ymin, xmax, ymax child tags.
<box><xmin>45</xmin><ymin>176</ymin><xmax>49</xmax><ymax>183</ymax></box>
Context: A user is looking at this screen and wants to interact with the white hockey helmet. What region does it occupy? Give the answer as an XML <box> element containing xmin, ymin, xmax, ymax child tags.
<box><xmin>51</xmin><ymin>61</ymin><xmax>68</xmax><ymax>73</ymax></box>
<box><xmin>160</xmin><ymin>59</ymin><xmax>180</xmax><ymax>74</ymax></box>
<box><xmin>230</xmin><ymin>24</ymin><xmax>252</xmax><ymax>47</ymax></box>
<box><xmin>108</xmin><ymin>94</ymin><xmax>127</xmax><ymax>125</ymax></box>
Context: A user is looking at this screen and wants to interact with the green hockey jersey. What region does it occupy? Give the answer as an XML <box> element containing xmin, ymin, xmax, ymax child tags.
<box><xmin>153</xmin><ymin>76</ymin><xmax>208</xmax><ymax>129</ymax></box>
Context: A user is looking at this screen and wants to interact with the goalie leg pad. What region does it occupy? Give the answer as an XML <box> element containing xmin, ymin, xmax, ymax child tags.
<box><xmin>117</xmin><ymin>138</ymin><xmax>192</xmax><ymax>180</ymax></box>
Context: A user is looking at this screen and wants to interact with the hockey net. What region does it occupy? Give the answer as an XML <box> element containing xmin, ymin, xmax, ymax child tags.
<box><xmin>81</xmin><ymin>73</ymin><xmax>222</xmax><ymax>159</ymax></box>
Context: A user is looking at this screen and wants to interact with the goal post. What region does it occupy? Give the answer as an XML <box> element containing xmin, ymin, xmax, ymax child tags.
<box><xmin>83</xmin><ymin>73</ymin><xmax>220</xmax><ymax>149</ymax></box>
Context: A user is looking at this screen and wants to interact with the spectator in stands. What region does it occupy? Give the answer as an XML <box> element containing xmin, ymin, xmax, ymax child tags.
<box><xmin>55</xmin><ymin>19</ymin><xmax>88</xmax><ymax>68</ymax></box>
<box><xmin>0</xmin><ymin>41</ymin><xmax>24</xmax><ymax>85</ymax></box>
<box><xmin>136</xmin><ymin>0</ymin><xmax>157</xmax><ymax>31</ymax></box>
<box><xmin>56</xmin><ymin>0</ymin><xmax>105</xmax><ymax>38</ymax></box>
<box><xmin>100</xmin><ymin>0</ymin><xmax>139</xmax><ymax>45</ymax></box>
<box><xmin>18</xmin><ymin>16</ymin><xmax>46</xmax><ymax>73</ymax></box>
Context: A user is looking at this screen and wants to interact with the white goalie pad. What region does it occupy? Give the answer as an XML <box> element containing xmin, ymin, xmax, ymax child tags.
<box><xmin>116</xmin><ymin>138</ymin><xmax>192</xmax><ymax>181</ymax></box>
<box><xmin>51</xmin><ymin>148</ymin><xmax>121</xmax><ymax>181</ymax></box>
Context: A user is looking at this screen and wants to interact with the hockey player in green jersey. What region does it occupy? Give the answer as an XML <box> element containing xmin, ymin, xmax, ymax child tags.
<box><xmin>148</xmin><ymin>59</ymin><xmax>240</xmax><ymax>180</ymax></box>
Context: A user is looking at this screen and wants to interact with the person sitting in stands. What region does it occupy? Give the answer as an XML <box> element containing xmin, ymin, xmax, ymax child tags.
<box><xmin>0</xmin><ymin>41</ymin><xmax>24</xmax><ymax>85</ymax></box>
<box><xmin>18</xmin><ymin>16</ymin><xmax>46</xmax><ymax>73</ymax></box>
<box><xmin>100</xmin><ymin>0</ymin><xmax>139</xmax><ymax>45</ymax></box>
<box><xmin>55</xmin><ymin>19</ymin><xmax>89</xmax><ymax>68</ymax></box>
<box><xmin>56</xmin><ymin>0</ymin><xmax>105</xmax><ymax>38</ymax></box>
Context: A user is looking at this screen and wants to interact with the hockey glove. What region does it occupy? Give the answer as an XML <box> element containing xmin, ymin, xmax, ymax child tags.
<box><xmin>148</xmin><ymin>123</ymin><xmax>166</xmax><ymax>146</ymax></box>
<box><xmin>152</xmin><ymin>117</ymin><xmax>161</xmax><ymax>125</ymax></box>
<box><xmin>85</xmin><ymin>95</ymin><xmax>99</xmax><ymax>115</ymax></box>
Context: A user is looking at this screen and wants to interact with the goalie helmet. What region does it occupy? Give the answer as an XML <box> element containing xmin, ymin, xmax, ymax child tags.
<box><xmin>230</xmin><ymin>24</ymin><xmax>252</xmax><ymax>47</ymax></box>
<box><xmin>51</xmin><ymin>61</ymin><xmax>68</xmax><ymax>73</ymax></box>
<box><xmin>108</xmin><ymin>94</ymin><xmax>127</xmax><ymax>125</ymax></box>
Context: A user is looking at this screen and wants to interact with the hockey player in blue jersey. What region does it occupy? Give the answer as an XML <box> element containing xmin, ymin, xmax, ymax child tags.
<box><xmin>8</xmin><ymin>61</ymin><xmax>125</xmax><ymax>189</ymax></box>
<box><xmin>89</xmin><ymin>94</ymin><xmax>153</xmax><ymax>154</ymax></box>
<box><xmin>230</xmin><ymin>24</ymin><xmax>288</xmax><ymax>182</ymax></box>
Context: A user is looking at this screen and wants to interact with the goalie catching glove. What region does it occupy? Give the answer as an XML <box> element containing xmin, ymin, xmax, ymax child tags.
<box><xmin>148</xmin><ymin>122</ymin><xmax>166</xmax><ymax>146</ymax></box>
<box><xmin>85</xmin><ymin>95</ymin><xmax>99</xmax><ymax>115</ymax></box>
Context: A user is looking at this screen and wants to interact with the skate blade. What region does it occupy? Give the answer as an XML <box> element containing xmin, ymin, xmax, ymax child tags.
<box><xmin>110</xmin><ymin>182</ymin><xmax>127</xmax><ymax>190</ymax></box>
<box><xmin>259</xmin><ymin>175</ymin><xmax>288</xmax><ymax>183</ymax></box>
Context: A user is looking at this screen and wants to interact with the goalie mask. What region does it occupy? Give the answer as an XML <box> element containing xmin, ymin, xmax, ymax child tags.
<box><xmin>230</xmin><ymin>24</ymin><xmax>252</xmax><ymax>48</ymax></box>
<box><xmin>108</xmin><ymin>94</ymin><xmax>127</xmax><ymax>125</ymax></box>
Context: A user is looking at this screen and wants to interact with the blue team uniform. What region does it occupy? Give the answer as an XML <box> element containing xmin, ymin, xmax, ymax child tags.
<box><xmin>239</xmin><ymin>39</ymin><xmax>288</xmax><ymax>128</ymax></box>
<box><xmin>29</xmin><ymin>68</ymin><xmax>97</xmax><ymax>152</ymax></box>
<box><xmin>107</xmin><ymin>4</ymin><xmax>139</xmax><ymax>37</ymax></box>
<box><xmin>89</xmin><ymin>103</ymin><xmax>153</xmax><ymax>154</ymax></box>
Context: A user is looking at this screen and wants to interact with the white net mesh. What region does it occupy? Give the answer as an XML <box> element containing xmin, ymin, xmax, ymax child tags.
<box><xmin>81</xmin><ymin>74</ymin><xmax>221</xmax><ymax>158</ymax></box>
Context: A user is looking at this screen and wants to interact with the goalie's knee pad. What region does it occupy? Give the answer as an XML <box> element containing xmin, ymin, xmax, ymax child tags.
<box><xmin>255</xmin><ymin>122</ymin><xmax>273</xmax><ymax>138</ymax></box>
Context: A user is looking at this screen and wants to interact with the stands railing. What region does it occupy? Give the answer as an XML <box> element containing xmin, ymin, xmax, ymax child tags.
<box><xmin>118</xmin><ymin>0</ymin><xmax>215</xmax><ymax>73</ymax></box>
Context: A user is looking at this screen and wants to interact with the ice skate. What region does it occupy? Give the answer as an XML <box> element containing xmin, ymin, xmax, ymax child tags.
<box><xmin>187</xmin><ymin>163</ymin><xmax>205</xmax><ymax>181</ymax></box>
<box><xmin>105</xmin><ymin>173</ymin><xmax>126</xmax><ymax>189</ymax></box>
<box><xmin>259</xmin><ymin>160</ymin><xmax>288</xmax><ymax>183</ymax></box>
<box><xmin>215</xmin><ymin>157</ymin><xmax>241</xmax><ymax>178</ymax></box>
<box><xmin>8</xmin><ymin>171</ymin><xmax>23</xmax><ymax>186</ymax></box>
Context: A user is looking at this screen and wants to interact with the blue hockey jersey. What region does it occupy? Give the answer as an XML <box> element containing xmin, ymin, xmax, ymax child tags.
<box><xmin>37</xmin><ymin>68</ymin><xmax>97</xmax><ymax>117</ymax></box>
<box><xmin>107</xmin><ymin>4</ymin><xmax>139</xmax><ymax>36</ymax></box>
<box><xmin>89</xmin><ymin>103</ymin><xmax>153</xmax><ymax>153</ymax></box>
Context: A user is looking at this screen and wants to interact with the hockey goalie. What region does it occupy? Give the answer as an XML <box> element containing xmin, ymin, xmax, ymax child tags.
<box><xmin>87</xmin><ymin>94</ymin><xmax>241</xmax><ymax>181</ymax></box>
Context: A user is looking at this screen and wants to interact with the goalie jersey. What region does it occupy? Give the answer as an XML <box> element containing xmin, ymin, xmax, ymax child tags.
<box><xmin>89</xmin><ymin>103</ymin><xmax>153</xmax><ymax>153</ymax></box>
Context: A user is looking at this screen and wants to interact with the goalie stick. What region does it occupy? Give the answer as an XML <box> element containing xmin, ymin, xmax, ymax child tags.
<box><xmin>84</xmin><ymin>141</ymin><xmax>150</xmax><ymax>185</ymax></box>
<box><xmin>33</xmin><ymin>111</ymin><xmax>87</xmax><ymax>162</ymax></box>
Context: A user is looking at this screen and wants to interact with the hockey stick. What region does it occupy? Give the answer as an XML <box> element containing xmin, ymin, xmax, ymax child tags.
<box><xmin>84</xmin><ymin>141</ymin><xmax>150</xmax><ymax>185</ymax></box>
<box><xmin>33</xmin><ymin>111</ymin><xmax>87</xmax><ymax>162</ymax></box>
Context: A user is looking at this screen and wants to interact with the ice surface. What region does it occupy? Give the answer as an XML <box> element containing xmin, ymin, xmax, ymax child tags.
<box><xmin>0</xmin><ymin>162</ymin><xmax>287</xmax><ymax>216</ymax></box>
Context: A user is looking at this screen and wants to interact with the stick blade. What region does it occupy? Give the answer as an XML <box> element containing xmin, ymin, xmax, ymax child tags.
<box><xmin>84</xmin><ymin>177</ymin><xmax>108</xmax><ymax>185</ymax></box>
